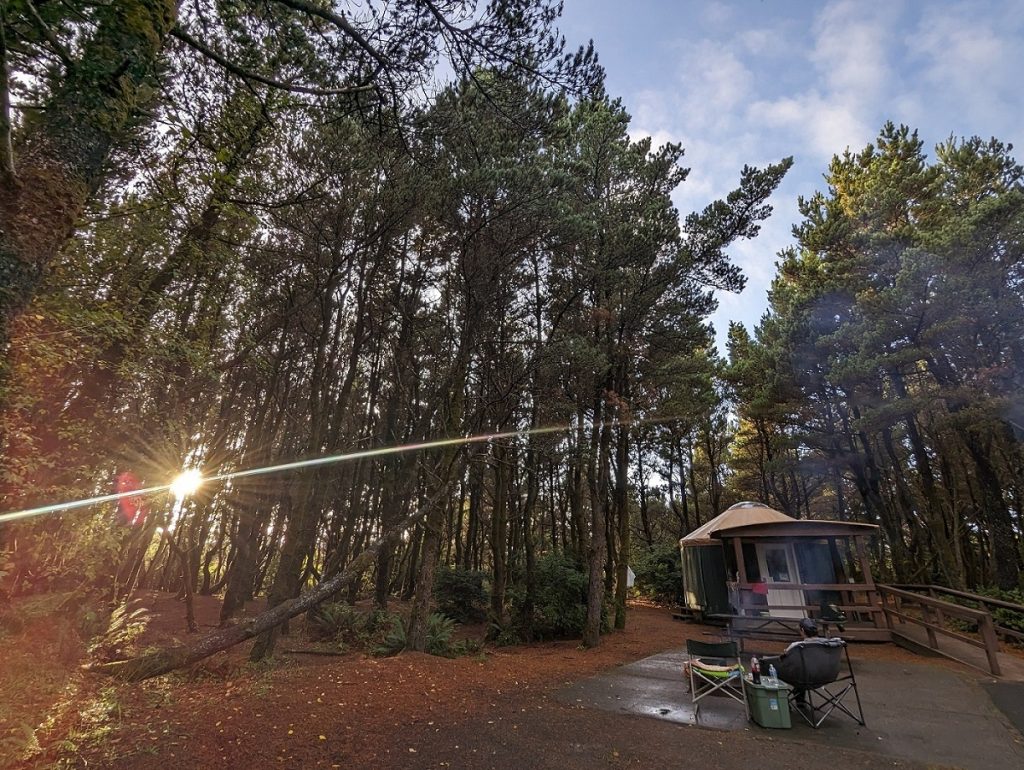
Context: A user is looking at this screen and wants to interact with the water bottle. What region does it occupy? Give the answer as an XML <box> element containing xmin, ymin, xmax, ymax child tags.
<box><xmin>767</xmin><ymin>663</ymin><xmax>778</xmax><ymax>689</ymax></box>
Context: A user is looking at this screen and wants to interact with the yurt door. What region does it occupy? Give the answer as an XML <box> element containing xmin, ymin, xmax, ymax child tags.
<box><xmin>756</xmin><ymin>543</ymin><xmax>806</xmax><ymax>619</ymax></box>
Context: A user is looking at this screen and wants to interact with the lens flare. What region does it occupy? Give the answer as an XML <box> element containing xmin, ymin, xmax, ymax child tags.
<box><xmin>170</xmin><ymin>469</ymin><xmax>203</xmax><ymax>500</ymax></box>
<box><xmin>0</xmin><ymin>414</ymin><xmax>682</xmax><ymax>527</ymax></box>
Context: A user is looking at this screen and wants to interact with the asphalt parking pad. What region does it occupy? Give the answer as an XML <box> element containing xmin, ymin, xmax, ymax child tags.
<box><xmin>982</xmin><ymin>680</ymin><xmax>1024</xmax><ymax>739</ymax></box>
<box><xmin>556</xmin><ymin>649</ymin><xmax>1024</xmax><ymax>769</ymax></box>
<box><xmin>554</xmin><ymin>649</ymin><xmax>748</xmax><ymax>730</ymax></box>
<box><xmin>793</xmin><ymin>657</ymin><xmax>1024</xmax><ymax>769</ymax></box>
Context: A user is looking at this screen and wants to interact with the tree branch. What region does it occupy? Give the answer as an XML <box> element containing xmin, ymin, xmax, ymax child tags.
<box><xmin>171</xmin><ymin>26</ymin><xmax>375</xmax><ymax>98</ymax></box>
<box><xmin>26</xmin><ymin>0</ymin><xmax>74</xmax><ymax>68</ymax></box>
<box><xmin>419</xmin><ymin>0</ymin><xmax>568</xmax><ymax>92</ymax></box>
<box><xmin>271</xmin><ymin>0</ymin><xmax>389</xmax><ymax>70</ymax></box>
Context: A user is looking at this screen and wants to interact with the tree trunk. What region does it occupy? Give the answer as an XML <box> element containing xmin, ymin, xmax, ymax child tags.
<box><xmin>613</xmin><ymin>420</ymin><xmax>630</xmax><ymax>630</ymax></box>
<box><xmin>583</xmin><ymin>397</ymin><xmax>608</xmax><ymax>648</ymax></box>
<box><xmin>489</xmin><ymin>443</ymin><xmax>510</xmax><ymax>624</ymax></box>
<box><xmin>636</xmin><ymin>435</ymin><xmax>653</xmax><ymax>548</ymax></box>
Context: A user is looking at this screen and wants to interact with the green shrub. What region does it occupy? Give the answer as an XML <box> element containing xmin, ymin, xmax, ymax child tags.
<box><xmin>451</xmin><ymin>636</ymin><xmax>484</xmax><ymax>656</ymax></box>
<box><xmin>87</xmin><ymin>604</ymin><xmax>147</xmax><ymax>662</ymax></box>
<box><xmin>75</xmin><ymin>600</ymin><xmax>109</xmax><ymax>642</ymax></box>
<box><xmin>435</xmin><ymin>567</ymin><xmax>487</xmax><ymax>623</ymax></box>
<box><xmin>308</xmin><ymin>604</ymin><xmax>405</xmax><ymax>653</ymax></box>
<box><xmin>504</xmin><ymin>552</ymin><xmax>602</xmax><ymax>642</ymax></box>
<box><xmin>631</xmin><ymin>543</ymin><xmax>683</xmax><ymax>605</ymax></box>
<box><xmin>938</xmin><ymin>587</ymin><xmax>1024</xmax><ymax>647</ymax></box>
<box><xmin>971</xmin><ymin>587</ymin><xmax>1024</xmax><ymax>639</ymax></box>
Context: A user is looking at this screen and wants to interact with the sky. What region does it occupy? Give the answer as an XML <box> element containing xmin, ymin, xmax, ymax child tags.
<box><xmin>557</xmin><ymin>0</ymin><xmax>1024</xmax><ymax>355</ymax></box>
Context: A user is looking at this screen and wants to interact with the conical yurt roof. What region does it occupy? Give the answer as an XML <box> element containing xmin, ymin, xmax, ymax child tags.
<box><xmin>680</xmin><ymin>501</ymin><xmax>794</xmax><ymax>546</ymax></box>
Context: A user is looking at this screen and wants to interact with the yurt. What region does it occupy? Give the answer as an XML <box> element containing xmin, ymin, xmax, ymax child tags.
<box><xmin>679</xmin><ymin>502</ymin><xmax>793</xmax><ymax>619</ymax></box>
<box><xmin>679</xmin><ymin>501</ymin><xmax>878</xmax><ymax>623</ymax></box>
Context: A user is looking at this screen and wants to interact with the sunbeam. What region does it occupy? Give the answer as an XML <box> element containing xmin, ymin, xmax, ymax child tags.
<box><xmin>0</xmin><ymin>422</ymin><xmax>576</xmax><ymax>526</ymax></box>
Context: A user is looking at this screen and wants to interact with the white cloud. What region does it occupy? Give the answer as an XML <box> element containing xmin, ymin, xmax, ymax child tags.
<box><xmin>904</xmin><ymin>4</ymin><xmax>1024</xmax><ymax>138</ymax></box>
<box><xmin>665</xmin><ymin>39</ymin><xmax>754</xmax><ymax>131</ymax></box>
<box><xmin>749</xmin><ymin>92</ymin><xmax>873</xmax><ymax>159</ymax></box>
<box><xmin>702</xmin><ymin>1</ymin><xmax>735</xmax><ymax>26</ymax></box>
<box><xmin>738</xmin><ymin>28</ymin><xmax>778</xmax><ymax>56</ymax></box>
<box><xmin>746</xmin><ymin>0</ymin><xmax>895</xmax><ymax>163</ymax></box>
<box><xmin>812</xmin><ymin>0</ymin><xmax>895</xmax><ymax>99</ymax></box>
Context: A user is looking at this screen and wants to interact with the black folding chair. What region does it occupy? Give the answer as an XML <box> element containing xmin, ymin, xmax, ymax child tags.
<box><xmin>766</xmin><ymin>638</ymin><xmax>865</xmax><ymax>728</ymax></box>
<box><xmin>685</xmin><ymin>639</ymin><xmax>748</xmax><ymax>719</ymax></box>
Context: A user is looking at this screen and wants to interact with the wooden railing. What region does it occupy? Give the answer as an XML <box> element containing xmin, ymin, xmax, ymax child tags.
<box><xmin>890</xmin><ymin>584</ymin><xmax>1024</xmax><ymax>645</ymax></box>
<box><xmin>731</xmin><ymin>580</ymin><xmax>884</xmax><ymax>626</ymax></box>
<box><xmin>877</xmin><ymin>584</ymin><xmax>1002</xmax><ymax>676</ymax></box>
<box><xmin>732</xmin><ymin>600</ymin><xmax>883</xmax><ymax>622</ymax></box>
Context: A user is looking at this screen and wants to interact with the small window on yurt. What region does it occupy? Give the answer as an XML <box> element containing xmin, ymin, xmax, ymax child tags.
<box><xmin>742</xmin><ymin>542</ymin><xmax>761</xmax><ymax>582</ymax></box>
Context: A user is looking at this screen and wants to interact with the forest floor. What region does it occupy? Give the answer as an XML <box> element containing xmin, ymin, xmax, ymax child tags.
<box><xmin>0</xmin><ymin>590</ymin><xmax>1010</xmax><ymax>769</ymax></box>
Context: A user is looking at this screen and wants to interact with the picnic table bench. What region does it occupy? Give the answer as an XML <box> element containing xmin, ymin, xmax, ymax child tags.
<box><xmin>706</xmin><ymin>614</ymin><xmax>845</xmax><ymax>651</ymax></box>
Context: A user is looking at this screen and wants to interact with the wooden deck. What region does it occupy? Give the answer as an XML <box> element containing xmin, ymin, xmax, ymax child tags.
<box><xmin>689</xmin><ymin>581</ymin><xmax>1024</xmax><ymax>680</ymax></box>
<box><xmin>712</xmin><ymin>614</ymin><xmax>892</xmax><ymax>647</ymax></box>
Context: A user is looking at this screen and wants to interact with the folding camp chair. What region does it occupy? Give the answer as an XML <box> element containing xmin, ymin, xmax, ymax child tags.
<box><xmin>765</xmin><ymin>638</ymin><xmax>865</xmax><ymax>728</ymax></box>
<box><xmin>684</xmin><ymin>639</ymin><xmax>748</xmax><ymax>719</ymax></box>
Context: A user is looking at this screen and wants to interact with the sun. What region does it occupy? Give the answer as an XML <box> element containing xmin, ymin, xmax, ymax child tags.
<box><xmin>170</xmin><ymin>469</ymin><xmax>203</xmax><ymax>500</ymax></box>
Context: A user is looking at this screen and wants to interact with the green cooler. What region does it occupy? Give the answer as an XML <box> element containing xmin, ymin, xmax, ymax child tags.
<box><xmin>746</xmin><ymin>679</ymin><xmax>792</xmax><ymax>728</ymax></box>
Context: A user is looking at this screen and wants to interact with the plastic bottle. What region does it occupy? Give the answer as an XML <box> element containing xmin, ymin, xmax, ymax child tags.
<box><xmin>767</xmin><ymin>663</ymin><xmax>778</xmax><ymax>689</ymax></box>
<box><xmin>750</xmin><ymin>657</ymin><xmax>761</xmax><ymax>685</ymax></box>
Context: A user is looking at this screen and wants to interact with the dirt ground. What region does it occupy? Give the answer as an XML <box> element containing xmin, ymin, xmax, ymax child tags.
<box><xmin>1</xmin><ymin>591</ymin><xmax>956</xmax><ymax>769</ymax></box>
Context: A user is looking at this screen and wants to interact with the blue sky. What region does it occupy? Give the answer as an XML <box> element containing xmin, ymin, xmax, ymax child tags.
<box><xmin>557</xmin><ymin>0</ymin><xmax>1024</xmax><ymax>354</ymax></box>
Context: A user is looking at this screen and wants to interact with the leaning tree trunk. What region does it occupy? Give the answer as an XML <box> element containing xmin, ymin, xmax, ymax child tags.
<box><xmin>87</xmin><ymin>490</ymin><xmax>445</xmax><ymax>682</ymax></box>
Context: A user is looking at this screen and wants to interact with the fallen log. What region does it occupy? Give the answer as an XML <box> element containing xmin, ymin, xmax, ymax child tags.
<box><xmin>85</xmin><ymin>501</ymin><xmax>432</xmax><ymax>681</ymax></box>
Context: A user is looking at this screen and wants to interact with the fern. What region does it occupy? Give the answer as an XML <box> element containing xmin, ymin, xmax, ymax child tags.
<box><xmin>425</xmin><ymin>613</ymin><xmax>456</xmax><ymax>656</ymax></box>
<box><xmin>308</xmin><ymin>603</ymin><xmax>368</xmax><ymax>642</ymax></box>
<box><xmin>374</xmin><ymin>616</ymin><xmax>407</xmax><ymax>656</ymax></box>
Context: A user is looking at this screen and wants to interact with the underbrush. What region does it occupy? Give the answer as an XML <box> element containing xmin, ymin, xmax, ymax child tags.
<box><xmin>434</xmin><ymin>567</ymin><xmax>488</xmax><ymax>623</ymax></box>
<box><xmin>630</xmin><ymin>543</ymin><xmax>684</xmax><ymax>606</ymax></box>
<box><xmin>495</xmin><ymin>552</ymin><xmax>608</xmax><ymax>644</ymax></box>
<box><xmin>307</xmin><ymin>603</ymin><xmax>480</xmax><ymax>658</ymax></box>
<box><xmin>0</xmin><ymin>590</ymin><xmax>107</xmax><ymax>767</ymax></box>
<box><xmin>946</xmin><ymin>586</ymin><xmax>1024</xmax><ymax>645</ymax></box>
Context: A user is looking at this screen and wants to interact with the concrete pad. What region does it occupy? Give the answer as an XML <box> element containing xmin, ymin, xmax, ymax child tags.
<box><xmin>555</xmin><ymin>649</ymin><xmax>748</xmax><ymax>729</ymax></box>
<box><xmin>556</xmin><ymin>648</ymin><xmax>1024</xmax><ymax>770</ymax></box>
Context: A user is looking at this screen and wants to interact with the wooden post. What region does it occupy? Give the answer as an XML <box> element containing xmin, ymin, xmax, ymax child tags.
<box><xmin>979</xmin><ymin>613</ymin><xmax>1002</xmax><ymax>677</ymax></box>
<box><xmin>855</xmin><ymin>536</ymin><xmax>883</xmax><ymax>628</ymax></box>
<box><xmin>924</xmin><ymin>603</ymin><xmax>939</xmax><ymax>649</ymax></box>
<box><xmin>733</xmin><ymin>537</ymin><xmax>747</xmax><ymax>617</ymax></box>
<box><xmin>830</xmin><ymin>536</ymin><xmax>853</xmax><ymax>613</ymax></box>
<box><xmin>929</xmin><ymin>586</ymin><xmax>947</xmax><ymax>629</ymax></box>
